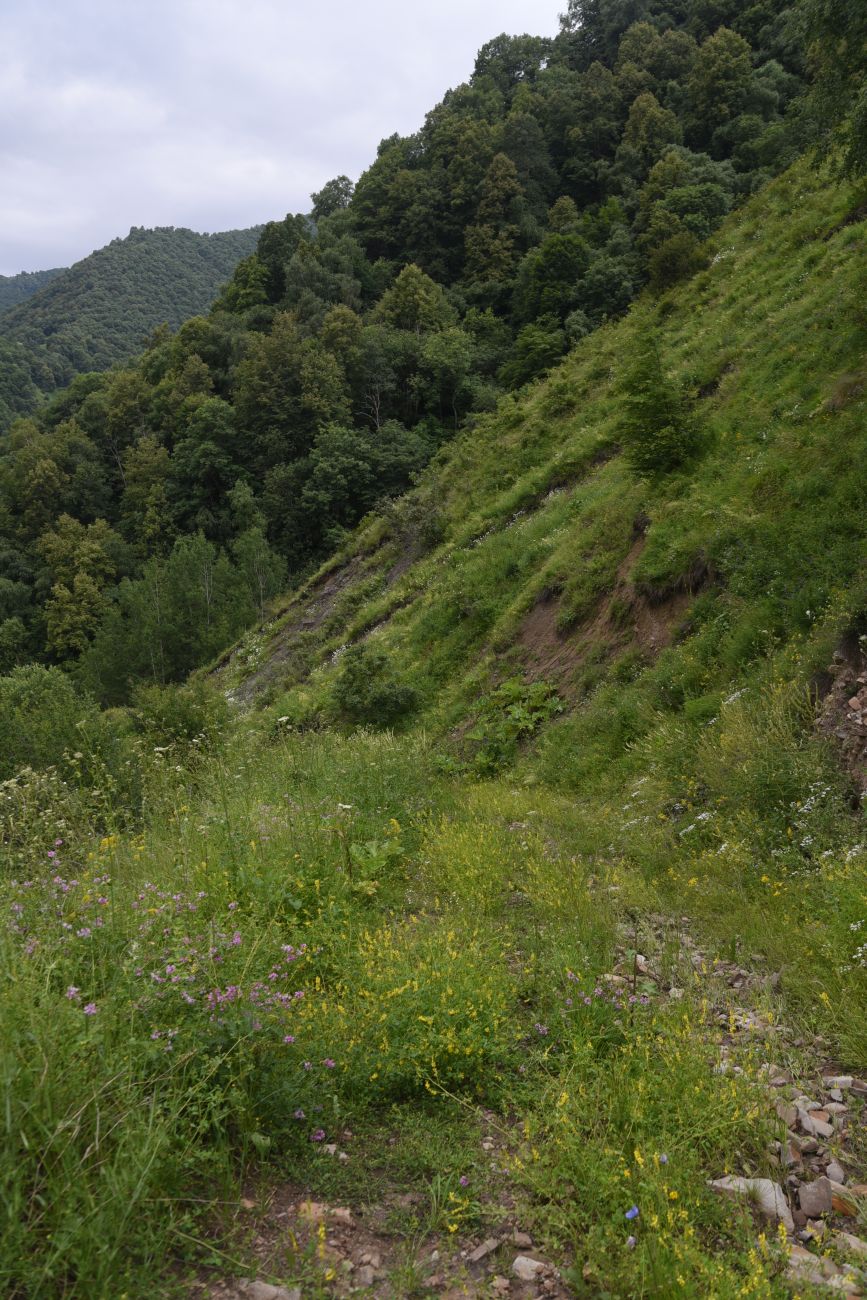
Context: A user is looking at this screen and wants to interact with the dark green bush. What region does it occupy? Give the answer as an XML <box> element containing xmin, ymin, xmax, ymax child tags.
<box><xmin>0</xmin><ymin>665</ymin><xmax>138</xmax><ymax>816</ymax></box>
<box><xmin>0</xmin><ymin>665</ymin><xmax>106</xmax><ymax>780</ymax></box>
<box><xmin>648</xmin><ymin>231</ymin><xmax>708</xmax><ymax>292</ymax></box>
<box><xmin>131</xmin><ymin>680</ymin><xmax>230</xmax><ymax>745</ymax></box>
<box><xmin>332</xmin><ymin>643</ymin><xmax>418</xmax><ymax>727</ymax></box>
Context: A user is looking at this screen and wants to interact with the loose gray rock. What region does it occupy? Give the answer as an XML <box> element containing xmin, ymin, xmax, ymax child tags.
<box><xmin>799</xmin><ymin>1177</ymin><xmax>833</xmax><ymax>1218</ymax></box>
<box><xmin>775</xmin><ymin>1100</ymin><xmax>797</xmax><ymax>1129</ymax></box>
<box><xmin>786</xmin><ymin>1244</ymin><xmax>849</xmax><ymax>1291</ymax></box>
<box><xmin>355</xmin><ymin>1265</ymin><xmax>376</xmax><ymax>1288</ymax></box>
<box><xmin>468</xmin><ymin>1238</ymin><xmax>500</xmax><ymax>1263</ymax></box>
<box><xmin>512</xmin><ymin>1255</ymin><xmax>546</xmax><ymax>1281</ymax></box>
<box><xmin>836</xmin><ymin>1231</ymin><xmax>867</xmax><ymax>1258</ymax></box>
<box><xmin>237</xmin><ymin>1284</ymin><xmax>301</xmax><ymax>1300</ymax></box>
<box><xmin>826</xmin><ymin>1159</ymin><xmax>846</xmax><ymax>1184</ymax></box>
<box><xmin>798</xmin><ymin>1108</ymin><xmax>834</xmax><ymax>1139</ymax></box>
<box><xmin>708</xmin><ymin>1176</ymin><xmax>794</xmax><ymax>1232</ymax></box>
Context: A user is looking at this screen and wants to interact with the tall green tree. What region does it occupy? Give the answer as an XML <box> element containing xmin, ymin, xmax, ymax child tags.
<box><xmin>803</xmin><ymin>0</ymin><xmax>867</xmax><ymax>176</ymax></box>
<box><xmin>617</xmin><ymin>333</ymin><xmax>700</xmax><ymax>475</ymax></box>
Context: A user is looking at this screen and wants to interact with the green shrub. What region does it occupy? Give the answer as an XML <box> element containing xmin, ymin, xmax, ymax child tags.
<box><xmin>648</xmin><ymin>231</ymin><xmax>708</xmax><ymax>292</ymax></box>
<box><xmin>465</xmin><ymin>677</ymin><xmax>563</xmax><ymax>775</ymax></box>
<box><xmin>0</xmin><ymin>665</ymin><xmax>139</xmax><ymax>836</ymax></box>
<box><xmin>131</xmin><ymin>680</ymin><xmax>229</xmax><ymax>745</ymax></box>
<box><xmin>331</xmin><ymin>642</ymin><xmax>418</xmax><ymax>727</ymax></box>
<box><xmin>0</xmin><ymin>665</ymin><xmax>108</xmax><ymax>781</ymax></box>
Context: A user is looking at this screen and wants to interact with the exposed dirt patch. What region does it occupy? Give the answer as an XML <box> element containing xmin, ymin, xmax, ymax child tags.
<box><xmin>191</xmin><ymin>1110</ymin><xmax>572</xmax><ymax>1299</ymax></box>
<box><xmin>823</xmin><ymin>371</ymin><xmax>866</xmax><ymax>413</ymax></box>
<box><xmin>516</xmin><ymin>595</ymin><xmax>583</xmax><ymax>697</ymax></box>
<box><xmin>631</xmin><ymin>588</ymin><xmax>693</xmax><ymax>656</ymax></box>
<box><xmin>385</xmin><ymin>549</ymin><xmax>416</xmax><ymax>588</ymax></box>
<box><xmin>516</xmin><ymin>536</ymin><xmax>697</xmax><ymax>697</ymax></box>
<box><xmin>815</xmin><ymin>634</ymin><xmax>867</xmax><ymax>796</ymax></box>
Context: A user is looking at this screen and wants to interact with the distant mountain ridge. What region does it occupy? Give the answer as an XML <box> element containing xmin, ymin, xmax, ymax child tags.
<box><xmin>0</xmin><ymin>224</ymin><xmax>261</xmax><ymax>429</ymax></box>
<box><xmin>0</xmin><ymin>267</ymin><xmax>65</xmax><ymax>313</ymax></box>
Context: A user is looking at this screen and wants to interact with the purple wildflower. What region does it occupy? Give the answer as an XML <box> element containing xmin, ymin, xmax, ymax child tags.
<box><xmin>311</xmin><ymin>1129</ymin><xmax>325</xmax><ymax>1142</ymax></box>
<box><xmin>625</xmin><ymin>1205</ymin><xmax>639</xmax><ymax>1221</ymax></box>
<box><xmin>459</xmin><ymin>1175</ymin><xmax>470</xmax><ymax>1187</ymax></box>
<box><xmin>83</xmin><ymin>1003</ymin><xmax>98</xmax><ymax>1016</ymax></box>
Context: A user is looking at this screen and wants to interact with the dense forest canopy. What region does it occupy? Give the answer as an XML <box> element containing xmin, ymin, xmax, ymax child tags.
<box><xmin>0</xmin><ymin>267</ymin><xmax>65</xmax><ymax>314</ymax></box>
<box><xmin>0</xmin><ymin>225</ymin><xmax>261</xmax><ymax>430</ymax></box>
<box><xmin>0</xmin><ymin>0</ymin><xmax>857</xmax><ymax>704</ymax></box>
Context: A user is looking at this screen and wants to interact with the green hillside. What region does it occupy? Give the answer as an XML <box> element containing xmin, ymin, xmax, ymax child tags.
<box><xmin>0</xmin><ymin>0</ymin><xmax>816</xmax><ymax>688</ymax></box>
<box><xmin>1</xmin><ymin>1</ymin><xmax>867</xmax><ymax>1294</ymax></box>
<box><xmin>0</xmin><ymin>266</ymin><xmax>65</xmax><ymax>314</ymax></box>
<box><xmin>1</xmin><ymin>155</ymin><xmax>866</xmax><ymax>1298</ymax></box>
<box><xmin>0</xmin><ymin>225</ymin><xmax>260</xmax><ymax>428</ymax></box>
<box><xmin>218</xmin><ymin>158</ymin><xmax>866</xmax><ymax>750</ymax></box>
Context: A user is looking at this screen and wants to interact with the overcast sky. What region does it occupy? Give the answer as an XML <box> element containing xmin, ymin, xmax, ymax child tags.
<box><xmin>0</xmin><ymin>0</ymin><xmax>562</xmax><ymax>275</ymax></box>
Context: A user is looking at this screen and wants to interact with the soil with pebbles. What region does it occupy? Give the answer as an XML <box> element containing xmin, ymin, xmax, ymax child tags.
<box><xmin>194</xmin><ymin>917</ymin><xmax>867</xmax><ymax>1298</ymax></box>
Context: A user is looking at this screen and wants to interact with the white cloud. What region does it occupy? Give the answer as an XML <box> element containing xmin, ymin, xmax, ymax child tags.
<box><xmin>0</xmin><ymin>0</ymin><xmax>561</xmax><ymax>273</ymax></box>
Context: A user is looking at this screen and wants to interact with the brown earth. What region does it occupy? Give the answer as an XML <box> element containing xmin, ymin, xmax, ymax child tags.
<box><xmin>516</xmin><ymin>537</ymin><xmax>696</xmax><ymax>698</ymax></box>
<box><xmin>815</xmin><ymin>633</ymin><xmax>867</xmax><ymax>795</ymax></box>
<box><xmin>192</xmin><ymin>1106</ymin><xmax>572</xmax><ymax>1300</ymax></box>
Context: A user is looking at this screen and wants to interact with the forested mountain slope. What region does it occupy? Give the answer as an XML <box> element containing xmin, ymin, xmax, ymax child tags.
<box><xmin>0</xmin><ymin>224</ymin><xmax>260</xmax><ymax>429</ymax></box>
<box><xmin>0</xmin><ymin>266</ymin><xmax>65</xmax><ymax>314</ymax></box>
<box><xmin>0</xmin><ymin>0</ymin><xmax>818</xmax><ymax>693</ymax></box>
<box><xmin>1</xmin><ymin>3</ymin><xmax>867</xmax><ymax>1295</ymax></box>
<box><xmin>216</xmin><ymin>156</ymin><xmax>866</xmax><ymax>757</ymax></box>
<box><xmin>2</xmin><ymin>155</ymin><xmax>867</xmax><ymax>1299</ymax></box>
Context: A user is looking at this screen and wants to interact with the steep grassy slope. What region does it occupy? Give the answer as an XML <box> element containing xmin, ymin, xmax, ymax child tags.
<box><xmin>220</xmin><ymin>159</ymin><xmax>866</xmax><ymax>742</ymax></box>
<box><xmin>0</xmin><ymin>224</ymin><xmax>260</xmax><ymax>428</ymax></box>
<box><xmin>0</xmin><ymin>267</ymin><xmax>65</xmax><ymax>313</ymax></box>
